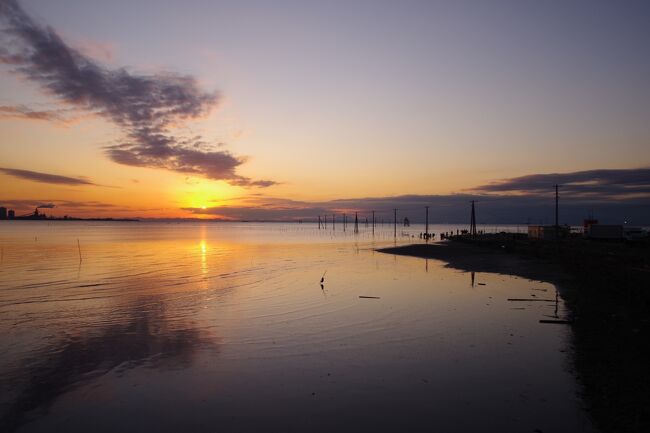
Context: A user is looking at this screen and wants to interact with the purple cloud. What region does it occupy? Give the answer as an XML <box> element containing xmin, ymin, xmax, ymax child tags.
<box><xmin>471</xmin><ymin>168</ymin><xmax>650</xmax><ymax>198</ymax></box>
<box><xmin>0</xmin><ymin>0</ymin><xmax>275</xmax><ymax>187</ymax></box>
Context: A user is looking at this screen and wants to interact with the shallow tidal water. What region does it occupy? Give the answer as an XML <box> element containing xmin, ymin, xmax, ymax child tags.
<box><xmin>0</xmin><ymin>221</ymin><xmax>595</xmax><ymax>432</ymax></box>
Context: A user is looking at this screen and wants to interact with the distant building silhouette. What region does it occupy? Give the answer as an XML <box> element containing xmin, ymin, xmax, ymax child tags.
<box><xmin>0</xmin><ymin>207</ymin><xmax>6</xmax><ymax>220</ymax></box>
<box><xmin>8</xmin><ymin>209</ymin><xmax>15</xmax><ymax>219</ymax></box>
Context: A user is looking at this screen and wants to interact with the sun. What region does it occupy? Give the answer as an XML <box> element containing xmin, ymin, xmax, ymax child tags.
<box><xmin>201</xmin><ymin>205</ymin><xmax>207</xmax><ymax>210</ymax></box>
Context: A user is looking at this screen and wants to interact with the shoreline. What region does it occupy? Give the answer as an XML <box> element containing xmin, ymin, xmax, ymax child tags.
<box><xmin>377</xmin><ymin>242</ymin><xmax>569</xmax><ymax>287</ymax></box>
<box><xmin>378</xmin><ymin>239</ymin><xmax>650</xmax><ymax>433</ymax></box>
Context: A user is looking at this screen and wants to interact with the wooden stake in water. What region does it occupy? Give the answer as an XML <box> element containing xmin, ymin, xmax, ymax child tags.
<box><xmin>77</xmin><ymin>238</ymin><xmax>82</xmax><ymax>263</ymax></box>
<box><xmin>393</xmin><ymin>208</ymin><xmax>397</xmax><ymax>238</ymax></box>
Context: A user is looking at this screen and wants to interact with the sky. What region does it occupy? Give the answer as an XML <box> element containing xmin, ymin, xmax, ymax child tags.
<box><xmin>1</xmin><ymin>0</ymin><xmax>649</xmax><ymax>223</ymax></box>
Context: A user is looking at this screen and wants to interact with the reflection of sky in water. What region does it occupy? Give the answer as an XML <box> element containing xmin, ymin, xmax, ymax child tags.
<box><xmin>0</xmin><ymin>222</ymin><xmax>593</xmax><ymax>432</ymax></box>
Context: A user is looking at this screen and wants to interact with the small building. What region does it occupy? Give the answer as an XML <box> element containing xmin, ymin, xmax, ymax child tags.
<box><xmin>623</xmin><ymin>227</ymin><xmax>647</xmax><ymax>241</ymax></box>
<box><xmin>7</xmin><ymin>209</ymin><xmax>15</xmax><ymax>219</ymax></box>
<box><xmin>583</xmin><ymin>218</ymin><xmax>598</xmax><ymax>232</ymax></box>
<box><xmin>0</xmin><ymin>207</ymin><xmax>6</xmax><ymax>220</ymax></box>
<box><xmin>586</xmin><ymin>224</ymin><xmax>623</xmax><ymax>240</ymax></box>
<box><xmin>528</xmin><ymin>225</ymin><xmax>570</xmax><ymax>240</ymax></box>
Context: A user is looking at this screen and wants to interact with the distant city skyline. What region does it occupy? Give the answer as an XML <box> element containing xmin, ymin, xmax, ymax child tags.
<box><xmin>1</xmin><ymin>0</ymin><xmax>649</xmax><ymax>221</ymax></box>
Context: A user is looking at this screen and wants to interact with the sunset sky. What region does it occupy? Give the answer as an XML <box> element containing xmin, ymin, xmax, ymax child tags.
<box><xmin>1</xmin><ymin>0</ymin><xmax>649</xmax><ymax>222</ymax></box>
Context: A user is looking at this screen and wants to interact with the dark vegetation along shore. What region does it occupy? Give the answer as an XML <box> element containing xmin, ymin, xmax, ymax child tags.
<box><xmin>379</xmin><ymin>235</ymin><xmax>650</xmax><ymax>433</ymax></box>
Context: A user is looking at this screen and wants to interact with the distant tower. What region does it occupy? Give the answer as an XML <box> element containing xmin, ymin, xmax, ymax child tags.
<box><xmin>354</xmin><ymin>212</ymin><xmax>359</xmax><ymax>234</ymax></box>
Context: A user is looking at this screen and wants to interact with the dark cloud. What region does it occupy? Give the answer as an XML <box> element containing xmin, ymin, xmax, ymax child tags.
<box><xmin>472</xmin><ymin>168</ymin><xmax>650</xmax><ymax>198</ymax></box>
<box><xmin>0</xmin><ymin>0</ymin><xmax>275</xmax><ymax>187</ymax></box>
<box><xmin>183</xmin><ymin>190</ymin><xmax>650</xmax><ymax>224</ymax></box>
<box><xmin>0</xmin><ymin>167</ymin><xmax>95</xmax><ymax>185</ymax></box>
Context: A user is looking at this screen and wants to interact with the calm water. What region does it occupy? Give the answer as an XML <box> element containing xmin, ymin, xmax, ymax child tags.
<box><xmin>0</xmin><ymin>221</ymin><xmax>594</xmax><ymax>432</ymax></box>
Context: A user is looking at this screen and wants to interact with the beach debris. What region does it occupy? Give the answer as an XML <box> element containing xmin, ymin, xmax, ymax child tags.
<box><xmin>539</xmin><ymin>319</ymin><xmax>572</xmax><ymax>324</ymax></box>
<box><xmin>320</xmin><ymin>270</ymin><xmax>327</xmax><ymax>283</ymax></box>
<box><xmin>477</xmin><ymin>282</ymin><xmax>486</xmax><ymax>286</ymax></box>
<box><xmin>359</xmin><ymin>296</ymin><xmax>381</xmax><ymax>299</ymax></box>
<box><xmin>508</xmin><ymin>298</ymin><xmax>556</xmax><ymax>302</ymax></box>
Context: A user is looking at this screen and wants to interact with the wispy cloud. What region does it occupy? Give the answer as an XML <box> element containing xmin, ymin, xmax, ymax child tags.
<box><xmin>0</xmin><ymin>0</ymin><xmax>275</xmax><ymax>187</ymax></box>
<box><xmin>0</xmin><ymin>167</ymin><xmax>96</xmax><ymax>186</ymax></box>
<box><xmin>0</xmin><ymin>104</ymin><xmax>65</xmax><ymax>122</ymax></box>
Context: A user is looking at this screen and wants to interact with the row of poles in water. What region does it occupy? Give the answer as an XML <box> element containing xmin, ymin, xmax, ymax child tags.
<box><xmin>316</xmin><ymin>201</ymin><xmax>478</xmax><ymax>238</ymax></box>
<box><xmin>315</xmin><ymin>208</ymin><xmax>414</xmax><ymax>237</ymax></box>
<box><xmin>317</xmin><ymin>211</ymin><xmax>384</xmax><ymax>235</ymax></box>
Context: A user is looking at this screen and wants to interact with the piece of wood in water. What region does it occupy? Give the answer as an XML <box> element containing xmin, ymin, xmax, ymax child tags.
<box><xmin>539</xmin><ymin>319</ymin><xmax>572</xmax><ymax>324</ymax></box>
<box><xmin>508</xmin><ymin>298</ymin><xmax>556</xmax><ymax>302</ymax></box>
<box><xmin>359</xmin><ymin>296</ymin><xmax>381</xmax><ymax>299</ymax></box>
<box><xmin>477</xmin><ymin>283</ymin><xmax>486</xmax><ymax>285</ymax></box>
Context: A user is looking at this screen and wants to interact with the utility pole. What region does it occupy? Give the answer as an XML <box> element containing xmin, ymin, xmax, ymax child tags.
<box><xmin>318</xmin><ymin>215</ymin><xmax>321</xmax><ymax>229</ymax></box>
<box><xmin>333</xmin><ymin>214</ymin><xmax>335</xmax><ymax>231</ymax></box>
<box><xmin>555</xmin><ymin>184</ymin><xmax>560</xmax><ymax>240</ymax></box>
<box><xmin>343</xmin><ymin>213</ymin><xmax>346</xmax><ymax>232</ymax></box>
<box><xmin>393</xmin><ymin>208</ymin><xmax>397</xmax><ymax>239</ymax></box>
<box><xmin>470</xmin><ymin>200</ymin><xmax>477</xmax><ymax>239</ymax></box>
<box><xmin>354</xmin><ymin>212</ymin><xmax>359</xmax><ymax>233</ymax></box>
<box><xmin>372</xmin><ymin>210</ymin><xmax>375</xmax><ymax>235</ymax></box>
<box><xmin>555</xmin><ymin>184</ymin><xmax>559</xmax><ymax>227</ymax></box>
<box><xmin>425</xmin><ymin>206</ymin><xmax>429</xmax><ymax>239</ymax></box>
